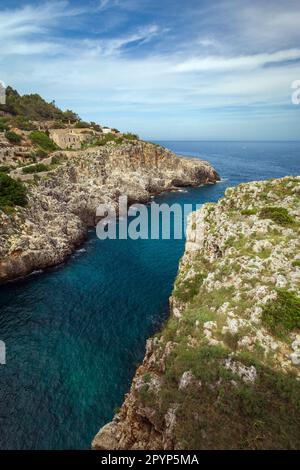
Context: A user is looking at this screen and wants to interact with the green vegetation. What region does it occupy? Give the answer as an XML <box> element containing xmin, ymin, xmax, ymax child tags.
<box><xmin>22</xmin><ymin>163</ymin><xmax>51</xmax><ymax>174</ymax></box>
<box><xmin>173</xmin><ymin>272</ymin><xmax>206</xmax><ymax>302</ymax></box>
<box><xmin>5</xmin><ymin>130</ymin><xmax>22</xmax><ymax>144</ymax></box>
<box><xmin>0</xmin><ymin>165</ymin><xmax>11</xmax><ymax>173</ymax></box>
<box><xmin>29</xmin><ymin>131</ymin><xmax>57</xmax><ymax>151</ymax></box>
<box><xmin>262</xmin><ymin>289</ymin><xmax>300</xmax><ymax>337</ymax></box>
<box><xmin>51</xmin><ymin>120</ymin><xmax>67</xmax><ymax>129</ymax></box>
<box><xmin>0</xmin><ymin>172</ymin><xmax>27</xmax><ymax>211</ymax></box>
<box><xmin>11</xmin><ymin>115</ymin><xmax>37</xmax><ymax>131</ymax></box>
<box><xmin>241</xmin><ymin>208</ymin><xmax>258</xmax><ymax>216</ymax></box>
<box><xmin>95</xmin><ymin>132</ymin><xmax>124</xmax><ymax>146</ymax></box>
<box><xmin>0</xmin><ymin>117</ymin><xmax>9</xmax><ymax>132</ymax></box>
<box><xmin>33</xmin><ymin>148</ymin><xmax>49</xmax><ymax>159</ymax></box>
<box><xmin>292</xmin><ymin>260</ymin><xmax>300</xmax><ymax>268</ymax></box>
<box><xmin>0</xmin><ymin>86</ymin><xmax>78</xmax><ymax>123</ymax></box>
<box><xmin>139</xmin><ymin>384</ymin><xmax>155</xmax><ymax>406</ymax></box>
<box><xmin>74</xmin><ymin>120</ymin><xmax>90</xmax><ymax>128</ymax></box>
<box><xmin>259</xmin><ymin>206</ymin><xmax>296</xmax><ymax>226</ymax></box>
<box><xmin>123</xmin><ymin>132</ymin><xmax>138</xmax><ymax>140</ymax></box>
<box><xmin>51</xmin><ymin>154</ymin><xmax>67</xmax><ymax>165</ymax></box>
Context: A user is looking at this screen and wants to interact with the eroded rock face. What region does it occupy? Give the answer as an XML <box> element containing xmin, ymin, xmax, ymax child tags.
<box><xmin>93</xmin><ymin>176</ymin><xmax>300</xmax><ymax>451</ymax></box>
<box><xmin>0</xmin><ymin>141</ymin><xmax>219</xmax><ymax>283</ymax></box>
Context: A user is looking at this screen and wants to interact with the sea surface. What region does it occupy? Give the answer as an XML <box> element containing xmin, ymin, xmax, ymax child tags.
<box><xmin>0</xmin><ymin>141</ymin><xmax>299</xmax><ymax>449</ymax></box>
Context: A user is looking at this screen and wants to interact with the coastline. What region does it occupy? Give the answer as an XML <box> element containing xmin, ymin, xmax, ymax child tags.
<box><xmin>92</xmin><ymin>175</ymin><xmax>300</xmax><ymax>450</ymax></box>
<box><xmin>0</xmin><ymin>141</ymin><xmax>220</xmax><ymax>284</ymax></box>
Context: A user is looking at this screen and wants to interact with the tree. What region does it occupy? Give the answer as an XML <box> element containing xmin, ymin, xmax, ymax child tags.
<box><xmin>0</xmin><ymin>173</ymin><xmax>27</xmax><ymax>209</ymax></box>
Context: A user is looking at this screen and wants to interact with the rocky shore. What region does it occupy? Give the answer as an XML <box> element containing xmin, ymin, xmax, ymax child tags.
<box><xmin>93</xmin><ymin>176</ymin><xmax>300</xmax><ymax>450</ymax></box>
<box><xmin>0</xmin><ymin>141</ymin><xmax>219</xmax><ymax>283</ymax></box>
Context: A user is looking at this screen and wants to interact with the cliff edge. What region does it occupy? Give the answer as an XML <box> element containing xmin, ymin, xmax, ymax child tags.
<box><xmin>0</xmin><ymin>141</ymin><xmax>219</xmax><ymax>282</ymax></box>
<box><xmin>93</xmin><ymin>176</ymin><xmax>300</xmax><ymax>450</ymax></box>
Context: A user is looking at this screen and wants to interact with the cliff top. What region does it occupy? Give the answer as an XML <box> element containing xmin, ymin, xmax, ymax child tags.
<box><xmin>93</xmin><ymin>175</ymin><xmax>300</xmax><ymax>450</ymax></box>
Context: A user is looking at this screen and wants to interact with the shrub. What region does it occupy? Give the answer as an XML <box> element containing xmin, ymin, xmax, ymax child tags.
<box><xmin>22</xmin><ymin>163</ymin><xmax>50</xmax><ymax>174</ymax></box>
<box><xmin>29</xmin><ymin>131</ymin><xmax>57</xmax><ymax>151</ymax></box>
<box><xmin>241</xmin><ymin>208</ymin><xmax>257</xmax><ymax>216</ymax></box>
<box><xmin>123</xmin><ymin>132</ymin><xmax>138</xmax><ymax>140</ymax></box>
<box><xmin>0</xmin><ymin>173</ymin><xmax>27</xmax><ymax>209</ymax></box>
<box><xmin>262</xmin><ymin>289</ymin><xmax>300</xmax><ymax>336</ymax></box>
<box><xmin>74</xmin><ymin>120</ymin><xmax>90</xmax><ymax>128</ymax></box>
<box><xmin>51</xmin><ymin>120</ymin><xmax>66</xmax><ymax>129</ymax></box>
<box><xmin>12</xmin><ymin>115</ymin><xmax>37</xmax><ymax>131</ymax></box>
<box><xmin>259</xmin><ymin>206</ymin><xmax>296</xmax><ymax>226</ymax></box>
<box><xmin>95</xmin><ymin>133</ymin><xmax>124</xmax><ymax>146</ymax></box>
<box><xmin>5</xmin><ymin>130</ymin><xmax>22</xmax><ymax>144</ymax></box>
<box><xmin>0</xmin><ymin>165</ymin><xmax>11</xmax><ymax>173</ymax></box>
<box><xmin>1</xmin><ymin>86</ymin><xmax>79</xmax><ymax>122</ymax></box>
<box><xmin>173</xmin><ymin>272</ymin><xmax>206</xmax><ymax>302</ymax></box>
<box><xmin>34</xmin><ymin>148</ymin><xmax>48</xmax><ymax>159</ymax></box>
<box><xmin>292</xmin><ymin>260</ymin><xmax>300</xmax><ymax>268</ymax></box>
<box><xmin>51</xmin><ymin>154</ymin><xmax>66</xmax><ymax>165</ymax></box>
<box><xmin>0</xmin><ymin>117</ymin><xmax>9</xmax><ymax>132</ymax></box>
<box><xmin>90</xmin><ymin>122</ymin><xmax>102</xmax><ymax>132</ymax></box>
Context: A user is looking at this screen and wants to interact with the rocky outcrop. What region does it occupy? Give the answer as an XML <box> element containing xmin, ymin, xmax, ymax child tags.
<box><xmin>93</xmin><ymin>176</ymin><xmax>300</xmax><ymax>450</ymax></box>
<box><xmin>0</xmin><ymin>141</ymin><xmax>219</xmax><ymax>282</ymax></box>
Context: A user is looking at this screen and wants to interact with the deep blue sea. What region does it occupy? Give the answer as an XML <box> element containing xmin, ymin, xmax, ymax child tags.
<box><xmin>0</xmin><ymin>141</ymin><xmax>299</xmax><ymax>449</ymax></box>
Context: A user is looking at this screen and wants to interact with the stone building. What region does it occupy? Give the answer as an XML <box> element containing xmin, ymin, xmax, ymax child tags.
<box><xmin>48</xmin><ymin>128</ymin><xmax>96</xmax><ymax>150</ymax></box>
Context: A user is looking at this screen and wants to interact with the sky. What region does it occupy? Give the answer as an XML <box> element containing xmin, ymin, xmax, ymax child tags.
<box><xmin>0</xmin><ymin>0</ymin><xmax>300</xmax><ymax>140</ymax></box>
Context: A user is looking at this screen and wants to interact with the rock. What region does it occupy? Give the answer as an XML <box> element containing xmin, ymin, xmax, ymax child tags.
<box><xmin>92</xmin><ymin>175</ymin><xmax>300</xmax><ymax>450</ymax></box>
<box><xmin>0</xmin><ymin>141</ymin><xmax>219</xmax><ymax>283</ymax></box>
<box><xmin>224</xmin><ymin>358</ymin><xmax>257</xmax><ymax>383</ymax></box>
<box><xmin>290</xmin><ymin>352</ymin><xmax>300</xmax><ymax>366</ymax></box>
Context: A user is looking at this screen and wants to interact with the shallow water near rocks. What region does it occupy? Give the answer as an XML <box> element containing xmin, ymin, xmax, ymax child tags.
<box><xmin>0</xmin><ymin>141</ymin><xmax>299</xmax><ymax>449</ymax></box>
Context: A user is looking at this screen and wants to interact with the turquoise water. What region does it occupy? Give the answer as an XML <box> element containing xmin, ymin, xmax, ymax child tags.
<box><xmin>0</xmin><ymin>141</ymin><xmax>299</xmax><ymax>449</ymax></box>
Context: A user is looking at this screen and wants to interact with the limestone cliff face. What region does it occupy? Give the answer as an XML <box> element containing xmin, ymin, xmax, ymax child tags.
<box><xmin>93</xmin><ymin>176</ymin><xmax>300</xmax><ymax>450</ymax></box>
<box><xmin>0</xmin><ymin>141</ymin><xmax>219</xmax><ymax>282</ymax></box>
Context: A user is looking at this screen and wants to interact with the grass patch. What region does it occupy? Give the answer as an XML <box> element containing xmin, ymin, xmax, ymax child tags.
<box><xmin>0</xmin><ymin>172</ymin><xmax>27</xmax><ymax>211</ymax></box>
<box><xmin>262</xmin><ymin>289</ymin><xmax>300</xmax><ymax>337</ymax></box>
<box><xmin>241</xmin><ymin>208</ymin><xmax>258</xmax><ymax>216</ymax></box>
<box><xmin>22</xmin><ymin>163</ymin><xmax>51</xmax><ymax>174</ymax></box>
<box><xmin>94</xmin><ymin>132</ymin><xmax>124</xmax><ymax>146</ymax></box>
<box><xmin>51</xmin><ymin>154</ymin><xmax>67</xmax><ymax>165</ymax></box>
<box><xmin>173</xmin><ymin>272</ymin><xmax>206</xmax><ymax>302</ymax></box>
<box><xmin>5</xmin><ymin>130</ymin><xmax>22</xmax><ymax>144</ymax></box>
<box><xmin>259</xmin><ymin>206</ymin><xmax>296</xmax><ymax>226</ymax></box>
<box><xmin>29</xmin><ymin>131</ymin><xmax>57</xmax><ymax>151</ymax></box>
<box><xmin>0</xmin><ymin>165</ymin><xmax>11</xmax><ymax>174</ymax></box>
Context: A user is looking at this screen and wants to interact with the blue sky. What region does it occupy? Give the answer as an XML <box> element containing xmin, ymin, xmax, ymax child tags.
<box><xmin>0</xmin><ymin>0</ymin><xmax>300</xmax><ymax>139</ymax></box>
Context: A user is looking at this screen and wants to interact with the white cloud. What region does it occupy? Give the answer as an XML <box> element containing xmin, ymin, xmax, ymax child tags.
<box><xmin>174</xmin><ymin>49</ymin><xmax>300</xmax><ymax>73</ymax></box>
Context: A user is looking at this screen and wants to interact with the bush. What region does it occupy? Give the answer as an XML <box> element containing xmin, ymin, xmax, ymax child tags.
<box><xmin>51</xmin><ymin>120</ymin><xmax>66</xmax><ymax>129</ymax></box>
<box><xmin>51</xmin><ymin>154</ymin><xmax>66</xmax><ymax>165</ymax></box>
<box><xmin>262</xmin><ymin>289</ymin><xmax>300</xmax><ymax>336</ymax></box>
<box><xmin>292</xmin><ymin>260</ymin><xmax>300</xmax><ymax>268</ymax></box>
<box><xmin>259</xmin><ymin>206</ymin><xmax>296</xmax><ymax>226</ymax></box>
<box><xmin>123</xmin><ymin>132</ymin><xmax>139</xmax><ymax>140</ymax></box>
<box><xmin>34</xmin><ymin>148</ymin><xmax>48</xmax><ymax>159</ymax></box>
<box><xmin>0</xmin><ymin>165</ymin><xmax>11</xmax><ymax>173</ymax></box>
<box><xmin>22</xmin><ymin>163</ymin><xmax>50</xmax><ymax>174</ymax></box>
<box><xmin>74</xmin><ymin>120</ymin><xmax>90</xmax><ymax>128</ymax></box>
<box><xmin>12</xmin><ymin>115</ymin><xmax>37</xmax><ymax>131</ymax></box>
<box><xmin>95</xmin><ymin>133</ymin><xmax>124</xmax><ymax>146</ymax></box>
<box><xmin>241</xmin><ymin>208</ymin><xmax>257</xmax><ymax>216</ymax></box>
<box><xmin>0</xmin><ymin>173</ymin><xmax>27</xmax><ymax>209</ymax></box>
<box><xmin>29</xmin><ymin>131</ymin><xmax>57</xmax><ymax>151</ymax></box>
<box><xmin>0</xmin><ymin>117</ymin><xmax>9</xmax><ymax>132</ymax></box>
<box><xmin>0</xmin><ymin>86</ymin><xmax>79</xmax><ymax>122</ymax></box>
<box><xmin>5</xmin><ymin>130</ymin><xmax>22</xmax><ymax>144</ymax></box>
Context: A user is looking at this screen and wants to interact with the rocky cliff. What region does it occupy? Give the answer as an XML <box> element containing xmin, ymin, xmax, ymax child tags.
<box><xmin>0</xmin><ymin>141</ymin><xmax>219</xmax><ymax>282</ymax></box>
<box><xmin>92</xmin><ymin>176</ymin><xmax>300</xmax><ymax>450</ymax></box>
